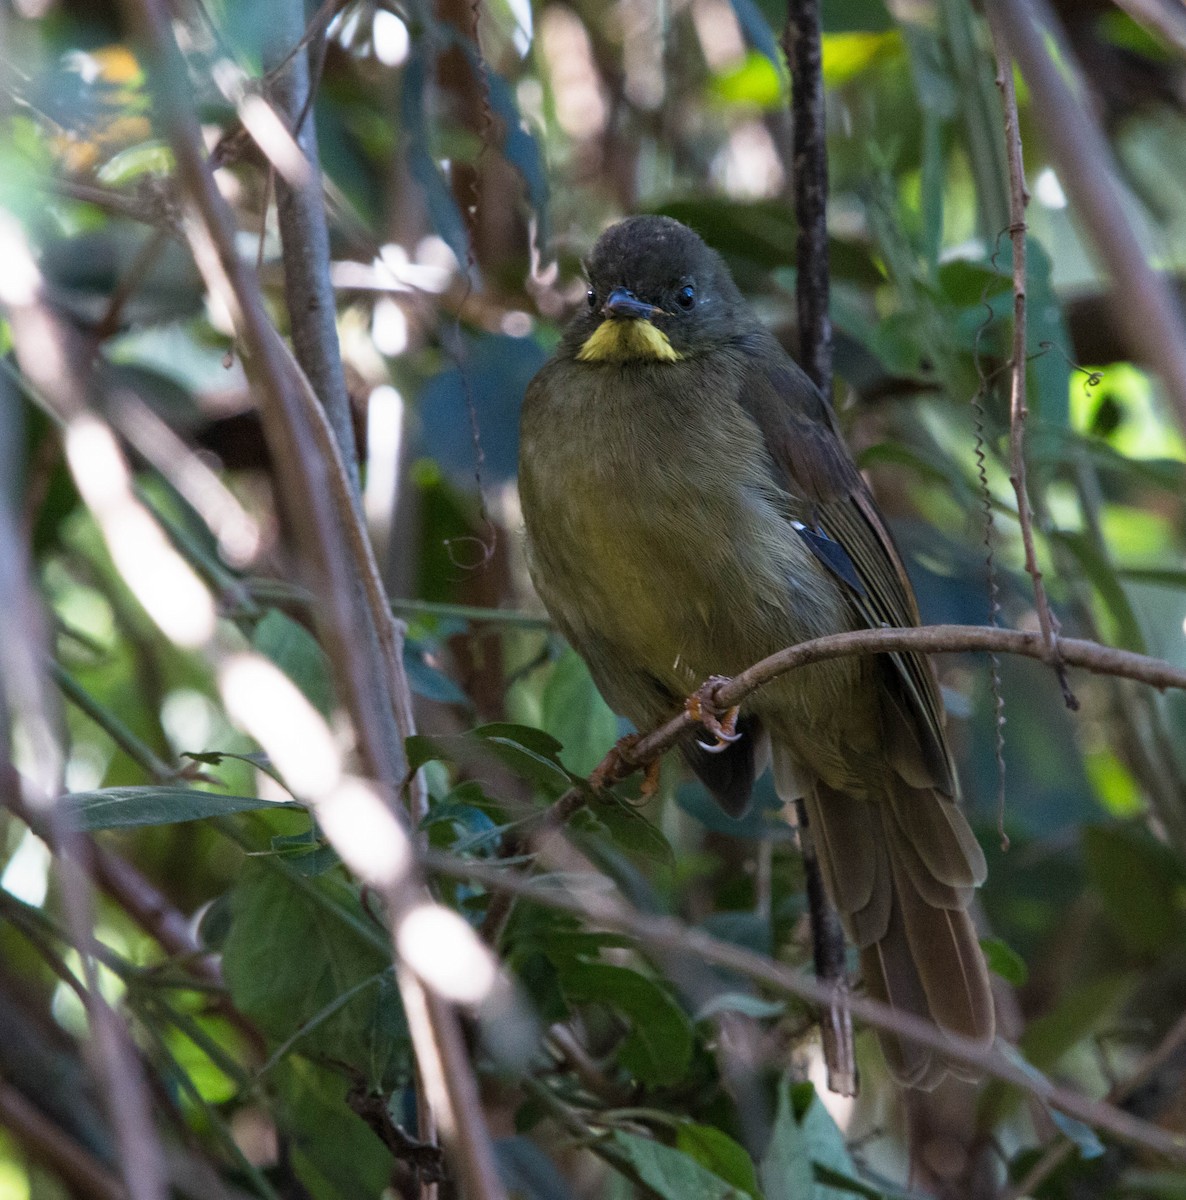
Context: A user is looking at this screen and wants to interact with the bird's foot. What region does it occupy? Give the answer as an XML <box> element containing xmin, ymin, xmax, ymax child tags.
<box><xmin>686</xmin><ymin>676</ymin><xmax>742</xmax><ymax>754</ymax></box>
<box><xmin>589</xmin><ymin>734</ymin><xmax>662</xmax><ymax>798</ymax></box>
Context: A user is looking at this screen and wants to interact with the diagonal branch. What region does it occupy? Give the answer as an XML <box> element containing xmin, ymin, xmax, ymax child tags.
<box><xmin>985</xmin><ymin>8</ymin><xmax>1076</xmax><ymax>710</ymax></box>
<box><xmin>424</xmin><ymin>850</ymin><xmax>1186</xmax><ymax>1166</ymax></box>
<box><xmin>993</xmin><ymin>0</ymin><xmax>1186</xmax><ymax>436</ymax></box>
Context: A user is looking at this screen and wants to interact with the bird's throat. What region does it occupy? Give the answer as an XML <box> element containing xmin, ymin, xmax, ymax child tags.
<box><xmin>576</xmin><ymin>318</ymin><xmax>683</xmax><ymax>363</ymax></box>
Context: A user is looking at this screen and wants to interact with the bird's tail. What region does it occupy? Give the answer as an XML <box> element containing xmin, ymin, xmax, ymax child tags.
<box><xmin>791</xmin><ymin>769</ymin><xmax>994</xmax><ymax>1088</ymax></box>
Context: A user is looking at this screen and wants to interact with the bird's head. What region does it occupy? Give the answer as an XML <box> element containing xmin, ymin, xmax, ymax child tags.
<box><xmin>563</xmin><ymin>216</ymin><xmax>751</xmax><ymax>365</ymax></box>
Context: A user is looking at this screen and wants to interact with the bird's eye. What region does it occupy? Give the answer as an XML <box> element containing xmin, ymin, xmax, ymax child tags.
<box><xmin>676</xmin><ymin>284</ymin><xmax>696</xmax><ymax>310</ymax></box>
<box><xmin>586</xmin><ymin>289</ymin><xmax>597</xmax><ymax>310</ymax></box>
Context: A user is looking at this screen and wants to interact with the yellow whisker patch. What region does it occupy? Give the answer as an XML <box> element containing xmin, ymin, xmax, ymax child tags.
<box><xmin>577</xmin><ymin>319</ymin><xmax>683</xmax><ymax>363</ymax></box>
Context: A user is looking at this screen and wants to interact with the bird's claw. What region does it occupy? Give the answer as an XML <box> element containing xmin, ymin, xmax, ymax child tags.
<box><xmin>686</xmin><ymin>676</ymin><xmax>742</xmax><ymax>754</ymax></box>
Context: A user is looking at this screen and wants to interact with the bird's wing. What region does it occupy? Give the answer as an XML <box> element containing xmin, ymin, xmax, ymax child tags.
<box><xmin>735</xmin><ymin>340</ymin><xmax>955</xmax><ymax>795</ymax></box>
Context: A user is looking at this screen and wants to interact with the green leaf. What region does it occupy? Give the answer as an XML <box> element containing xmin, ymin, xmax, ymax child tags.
<box><xmin>759</xmin><ymin>1077</ymin><xmax>815</xmax><ymax>1200</ymax></box>
<box><xmin>560</xmin><ymin>962</ymin><xmax>693</xmax><ymax>1086</ymax></box>
<box><xmin>608</xmin><ymin>1130</ymin><xmax>750</xmax><ymax>1199</ymax></box>
<box><xmin>1021</xmin><ymin>976</ymin><xmax>1134</xmax><ymax>1073</ymax></box>
<box><xmin>252</xmin><ymin>608</ymin><xmax>335</xmax><ymax>716</ymax></box>
<box><xmin>1082</xmin><ymin>824</ymin><xmax>1186</xmax><ymax>956</ymax></box>
<box><xmin>980</xmin><ymin>937</ymin><xmax>1029</xmax><ymax>986</ymax></box>
<box><xmin>676</xmin><ymin>1124</ymin><xmax>761</xmax><ymax>1199</ymax></box>
<box><xmin>1052</xmin><ymin>531</ymin><xmax>1147</xmax><ymax>653</ymax></box>
<box><xmin>540</xmin><ymin>649</ymin><xmax>618</xmax><ymax>777</ymax></box>
<box><xmin>795</xmin><ymin>1081</ymin><xmax>863</xmax><ymax>1199</ymax></box>
<box><xmin>278</xmin><ymin>1061</ymin><xmax>397</xmax><ymax>1198</ymax></box>
<box><xmin>579</xmin><ymin>797</ymin><xmax>676</xmax><ymax>869</ymax></box>
<box><xmin>406</xmin><ymin>723</ymin><xmax>578</xmax><ymax>796</ymax></box>
<box><xmin>222</xmin><ymin>861</ymin><xmax>408</xmax><ymax>1084</ymax></box>
<box><xmin>64</xmin><ymin>786</ymin><xmax>299</xmax><ymax>830</ymax></box>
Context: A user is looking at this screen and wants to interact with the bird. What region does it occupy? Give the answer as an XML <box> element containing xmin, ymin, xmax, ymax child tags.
<box><xmin>517</xmin><ymin>214</ymin><xmax>993</xmax><ymax>1087</ymax></box>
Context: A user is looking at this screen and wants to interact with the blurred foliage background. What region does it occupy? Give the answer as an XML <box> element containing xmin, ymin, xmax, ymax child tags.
<box><xmin>2</xmin><ymin>0</ymin><xmax>1186</xmax><ymax>1197</ymax></box>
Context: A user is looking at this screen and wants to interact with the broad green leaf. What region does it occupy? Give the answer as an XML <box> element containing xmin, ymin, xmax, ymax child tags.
<box><xmin>676</xmin><ymin>1124</ymin><xmax>761</xmax><ymax>1199</ymax></box>
<box><xmin>540</xmin><ymin>649</ymin><xmax>617</xmax><ymax>777</ymax></box>
<box><xmin>561</xmin><ymin>962</ymin><xmax>693</xmax><ymax>1087</ymax></box>
<box><xmin>222</xmin><ymin>861</ymin><xmax>408</xmax><ymax>1084</ymax></box>
<box><xmin>406</xmin><ymin>723</ymin><xmax>577</xmax><ymax>796</ymax></box>
<box><xmin>577</xmin><ymin>797</ymin><xmax>676</xmax><ymax>869</ymax></box>
<box><xmin>759</xmin><ymin>1077</ymin><xmax>815</xmax><ymax>1200</ymax></box>
<box><xmin>64</xmin><ymin>786</ymin><xmax>299</xmax><ymax>830</ymax></box>
<box><xmin>279</xmin><ymin>1061</ymin><xmax>396</xmax><ymax>1199</ymax></box>
<box><xmin>608</xmin><ymin>1130</ymin><xmax>749</xmax><ymax>1200</ymax></box>
<box><xmin>1021</xmin><ymin>976</ymin><xmax>1135</xmax><ymax>1073</ymax></box>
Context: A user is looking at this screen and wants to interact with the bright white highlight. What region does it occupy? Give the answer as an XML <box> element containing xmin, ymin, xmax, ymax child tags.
<box><xmin>364</xmin><ymin>385</ymin><xmax>404</xmax><ymax>539</ymax></box>
<box><xmin>371</xmin><ymin>297</ymin><xmax>409</xmax><ymax>356</ymax></box>
<box><xmin>372</xmin><ymin>10</ymin><xmax>410</xmax><ymax>66</ymax></box>
<box><xmin>397</xmin><ymin>903</ymin><xmax>500</xmax><ymax>1005</ymax></box>
<box><xmin>316</xmin><ymin>777</ymin><xmax>411</xmax><ymax>887</ymax></box>
<box><xmin>1035</xmin><ymin>167</ymin><xmax>1067</xmax><ymax>210</ymax></box>
<box><xmin>1</xmin><ymin>830</ymin><xmax>51</xmax><ymax>907</ymax></box>
<box><xmin>506</xmin><ymin>0</ymin><xmax>533</xmax><ymax>55</ymax></box>
<box><xmin>65</xmin><ymin>417</ymin><xmax>217</xmax><ymax>648</ymax></box>
<box><xmin>219</xmin><ymin>654</ymin><xmax>342</xmax><ymax>797</ymax></box>
<box><xmin>238</xmin><ymin>95</ymin><xmax>311</xmax><ymax>187</ymax></box>
<box><xmin>0</xmin><ymin>213</ymin><xmax>42</xmax><ymax>306</ymax></box>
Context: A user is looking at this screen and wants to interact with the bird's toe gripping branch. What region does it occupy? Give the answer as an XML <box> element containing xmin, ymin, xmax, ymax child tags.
<box><xmin>686</xmin><ymin>676</ymin><xmax>742</xmax><ymax>754</ymax></box>
<box><xmin>589</xmin><ymin>733</ymin><xmax>663</xmax><ymax>798</ymax></box>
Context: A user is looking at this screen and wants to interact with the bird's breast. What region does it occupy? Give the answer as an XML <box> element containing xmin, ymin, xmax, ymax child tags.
<box><xmin>519</xmin><ymin>356</ymin><xmax>847</xmax><ymax>704</ymax></box>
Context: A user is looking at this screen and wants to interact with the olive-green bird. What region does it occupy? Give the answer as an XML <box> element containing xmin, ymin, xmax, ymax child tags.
<box><xmin>518</xmin><ymin>215</ymin><xmax>993</xmax><ymax>1087</ymax></box>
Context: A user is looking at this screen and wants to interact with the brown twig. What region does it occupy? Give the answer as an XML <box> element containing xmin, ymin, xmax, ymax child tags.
<box><xmin>574</xmin><ymin>624</ymin><xmax>1186</xmax><ymax>807</ymax></box>
<box><xmin>2</xmin><ymin>234</ymin><xmax>170</xmax><ymax>1200</ymax></box>
<box><xmin>994</xmin><ymin>0</ymin><xmax>1186</xmax><ymax>436</ymax></box>
<box><xmin>263</xmin><ymin>0</ymin><xmax>360</xmax><ymax>490</ymax></box>
<box><xmin>115</xmin><ymin>5</ymin><xmax>504</xmax><ymax>1194</ymax></box>
<box><xmin>780</xmin><ymin>0</ymin><xmax>853</xmax><ymax>1096</ymax></box>
<box><xmin>1004</xmin><ymin>1004</ymin><xmax>1186</xmax><ymax>1199</ymax></box>
<box><xmin>985</xmin><ymin>10</ymin><xmax>1077</xmax><ymax>712</ymax></box>
<box><xmin>423</xmin><ymin>851</ymin><xmax>1186</xmax><ymax>1166</ymax></box>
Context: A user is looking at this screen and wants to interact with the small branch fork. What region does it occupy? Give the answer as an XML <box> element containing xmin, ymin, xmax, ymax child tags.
<box><xmin>984</xmin><ymin>6</ymin><xmax>1077</xmax><ymax>712</ymax></box>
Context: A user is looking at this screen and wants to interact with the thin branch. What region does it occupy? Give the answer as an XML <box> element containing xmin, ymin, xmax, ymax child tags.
<box><xmin>993</xmin><ymin>0</ymin><xmax>1186</xmax><ymax>436</ymax></box>
<box><xmin>985</xmin><ymin>10</ymin><xmax>1076</xmax><ymax>711</ymax></box>
<box><xmin>2</xmin><ymin>250</ymin><xmax>169</xmax><ymax>1200</ymax></box>
<box><xmin>263</xmin><ymin>0</ymin><xmax>360</xmax><ymax>490</ymax></box>
<box><xmin>423</xmin><ymin>851</ymin><xmax>1186</xmax><ymax>1166</ymax></box>
<box><xmin>780</xmin><ymin>0</ymin><xmax>852</xmax><ymax>1096</ymax></box>
<box><xmin>1004</xmin><ymin>1004</ymin><xmax>1186</xmax><ymax>1199</ymax></box>
<box><xmin>781</xmin><ymin>0</ymin><xmax>832</xmax><ymax>393</ymax></box>
<box><xmin>112</xmin><ymin>5</ymin><xmax>504</xmax><ymax>1193</ymax></box>
<box><xmin>0</xmin><ymin>1078</ymin><xmax>128</xmax><ymax>1200</ymax></box>
<box><xmin>583</xmin><ymin>624</ymin><xmax>1186</xmax><ymax>800</ymax></box>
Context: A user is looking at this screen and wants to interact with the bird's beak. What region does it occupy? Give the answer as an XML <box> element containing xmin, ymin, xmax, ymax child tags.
<box><xmin>603</xmin><ymin>288</ymin><xmax>662</xmax><ymax>321</ymax></box>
